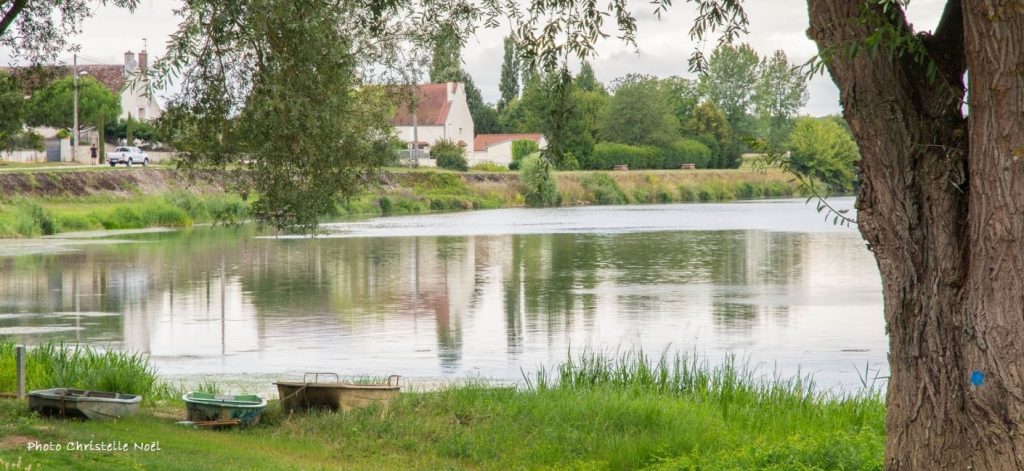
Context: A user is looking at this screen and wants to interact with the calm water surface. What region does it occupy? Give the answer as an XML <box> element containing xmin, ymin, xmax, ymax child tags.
<box><xmin>0</xmin><ymin>198</ymin><xmax>886</xmax><ymax>390</ymax></box>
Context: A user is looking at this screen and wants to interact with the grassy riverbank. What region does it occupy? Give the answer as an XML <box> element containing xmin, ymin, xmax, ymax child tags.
<box><xmin>0</xmin><ymin>343</ymin><xmax>884</xmax><ymax>470</ymax></box>
<box><xmin>0</xmin><ymin>193</ymin><xmax>248</xmax><ymax>238</ymax></box>
<box><xmin>0</xmin><ymin>167</ymin><xmax>805</xmax><ymax>238</ymax></box>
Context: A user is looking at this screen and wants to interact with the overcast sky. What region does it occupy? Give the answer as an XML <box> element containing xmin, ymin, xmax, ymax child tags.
<box><xmin>2</xmin><ymin>0</ymin><xmax>946</xmax><ymax>116</ymax></box>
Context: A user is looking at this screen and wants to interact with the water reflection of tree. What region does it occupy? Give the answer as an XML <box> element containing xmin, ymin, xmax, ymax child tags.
<box><xmin>709</xmin><ymin>231</ymin><xmax>804</xmax><ymax>333</ymax></box>
<box><xmin>0</xmin><ymin>225</ymin><xmax>821</xmax><ymax>368</ymax></box>
<box><xmin>498</xmin><ymin>230</ymin><xmax>808</xmax><ymax>340</ymax></box>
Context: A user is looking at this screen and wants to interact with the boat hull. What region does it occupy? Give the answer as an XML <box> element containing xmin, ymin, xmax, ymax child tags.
<box><xmin>183</xmin><ymin>393</ymin><xmax>267</xmax><ymax>427</ymax></box>
<box><xmin>275</xmin><ymin>382</ymin><xmax>400</xmax><ymax>412</ymax></box>
<box><xmin>27</xmin><ymin>388</ymin><xmax>141</xmax><ymax>420</ymax></box>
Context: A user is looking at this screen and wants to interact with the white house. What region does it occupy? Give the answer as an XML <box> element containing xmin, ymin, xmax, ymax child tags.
<box><xmin>118</xmin><ymin>50</ymin><xmax>163</xmax><ymax>122</ymax></box>
<box><xmin>391</xmin><ymin>82</ymin><xmax>474</xmax><ymax>158</ymax></box>
<box><xmin>2</xmin><ymin>48</ymin><xmax>163</xmax><ymax>123</ymax></box>
<box><xmin>472</xmin><ymin>134</ymin><xmax>548</xmax><ymax>167</ymax></box>
<box><xmin>1</xmin><ymin>46</ymin><xmax>163</xmax><ymax>162</ymax></box>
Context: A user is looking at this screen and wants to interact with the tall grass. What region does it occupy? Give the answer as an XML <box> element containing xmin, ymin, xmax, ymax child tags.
<box><xmin>0</xmin><ymin>192</ymin><xmax>250</xmax><ymax>237</ymax></box>
<box><xmin>0</xmin><ymin>340</ymin><xmax>166</xmax><ymax>400</ymax></box>
<box><xmin>0</xmin><ymin>347</ymin><xmax>884</xmax><ymax>469</ymax></box>
<box><xmin>271</xmin><ymin>350</ymin><xmax>884</xmax><ymax>469</ymax></box>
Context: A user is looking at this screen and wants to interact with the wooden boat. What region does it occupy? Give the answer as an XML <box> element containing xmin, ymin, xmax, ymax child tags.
<box><xmin>275</xmin><ymin>373</ymin><xmax>400</xmax><ymax>412</ymax></box>
<box><xmin>27</xmin><ymin>388</ymin><xmax>141</xmax><ymax>420</ymax></box>
<box><xmin>182</xmin><ymin>392</ymin><xmax>267</xmax><ymax>427</ymax></box>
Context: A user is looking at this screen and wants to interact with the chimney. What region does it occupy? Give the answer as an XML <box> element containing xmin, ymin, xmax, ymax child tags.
<box><xmin>448</xmin><ymin>81</ymin><xmax>457</xmax><ymax>100</ymax></box>
<box><xmin>124</xmin><ymin>50</ymin><xmax>136</xmax><ymax>73</ymax></box>
<box><xmin>138</xmin><ymin>50</ymin><xmax>148</xmax><ymax>74</ymax></box>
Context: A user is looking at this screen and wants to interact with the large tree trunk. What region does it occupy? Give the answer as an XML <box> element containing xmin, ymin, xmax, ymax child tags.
<box><xmin>807</xmin><ymin>1</ymin><xmax>1024</xmax><ymax>469</ymax></box>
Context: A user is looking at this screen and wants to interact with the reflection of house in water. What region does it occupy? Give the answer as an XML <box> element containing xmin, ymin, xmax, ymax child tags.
<box><xmin>399</xmin><ymin>237</ymin><xmax>478</xmax><ymax>372</ymax></box>
<box><xmin>123</xmin><ymin>272</ymin><xmax>260</xmax><ymax>357</ymax></box>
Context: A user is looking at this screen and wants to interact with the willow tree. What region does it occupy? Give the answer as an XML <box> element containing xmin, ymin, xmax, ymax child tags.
<box><xmin>3</xmin><ymin>1</ymin><xmax>1020</xmax><ymax>465</ymax></box>
<box><xmin>506</xmin><ymin>0</ymin><xmax>1021</xmax><ymax>468</ymax></box>
<box><xmin>149</xmin><ymin>0</ymin><xmax>474</xmax><ymax>232</ymax></box>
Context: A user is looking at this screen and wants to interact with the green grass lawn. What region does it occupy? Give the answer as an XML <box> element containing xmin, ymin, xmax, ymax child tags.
<box><xmin>0</xmin><ymin>350</ymin><xmax>885</xmax><ymax>471</ymax></box>
<box><xmin>0</xmin><ymin>385</ymin><xmax>884</xmax><ymax>471</ymax></box>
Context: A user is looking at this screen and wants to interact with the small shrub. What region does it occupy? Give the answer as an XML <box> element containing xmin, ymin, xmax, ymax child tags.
<box><xmin>511</xmin><ymin>139</ymin><xmax>540</xmax><ymax>170</ymax></box>
<box><xmin>15</xmin><ymin>201</ymin><xmax>57</xmax><ymax>236</ymax></box>
<box><xmin>678</xmin><ymin>184</ymin><xmax>700</xmax><ymax>202</ymax></box>
<box><xmin>379</xmin><ymin>196</ymin><xmax>393</xmax><ymax>214</ymax></box>
<box><xmin>394</xmin><ymin>197</ymin><xmax>427</xmax><ymax>213</ymax></box>
<box><xmin>432</xmin><ymin>139</ymin><xmax>469</xmax><ymax>171</ymax></box>
<box><xmin>520</xmin><ymin>153</ymin><xmax>561</xmax><ymax>207</ymax></box>
<box><xmin>207</xmin><ymin>194</ymin><xmax>249</xmax><ymax>225</ymax></box>
<box><xmin>582</xmin><ymin>173</ymin><xmax>627</xmax><ymax>205</ymax></box>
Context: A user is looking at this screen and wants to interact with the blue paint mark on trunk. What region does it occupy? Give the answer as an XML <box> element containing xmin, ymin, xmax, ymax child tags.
<box><xmin>971</xmin><ymin>370</ymin><xmax>985</xmax><ymax>386</ymax></box>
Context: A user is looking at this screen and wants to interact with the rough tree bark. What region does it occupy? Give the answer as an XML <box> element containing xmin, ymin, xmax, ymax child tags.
<box><xmin>808</xmin><ymin>0</ymin><xmax>1024</xmax><ymax>469</ymax></box>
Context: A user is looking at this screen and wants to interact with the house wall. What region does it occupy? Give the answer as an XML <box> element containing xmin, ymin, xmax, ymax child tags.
<box><xmin>395</xmin><ymin>125</ymin><xmax>447</xmax><ymax>147</ymax></box>
<box><xmin>472</xmin><ymin>150</ymin><xmax>490</xmax><ymax>164</ymax></box>
<box><xmin>472</xmin><ymin>141</ymin><xmax>514</xmax><ymax>166</ymax></box>
<box><xmin>472</xmin><ymin>136</ymin><xmax>550</xmax><ymax>168</ymax></box>
<box><xmin>2</xmin><ymin>150</ymin><xmax>47</xmax><ymax>163</ymax></box>
<box><xmin>120</xmin><ymin>79</ymin><xmax>163</xmax><ymax>122</ymax></box>
<box><xmin>443</xmin><ymin>84</ymin><xmax>474</xmax><ymax>156</ymax></box>
<box><xmin>393</xmin><ymin>83</ymin><xmax>475</xmax><ymax>159</ymax></box>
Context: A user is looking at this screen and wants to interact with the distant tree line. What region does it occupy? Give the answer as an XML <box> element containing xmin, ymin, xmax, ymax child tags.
<box><xmin>437</xmin><ymin>40</ymin><xmax>858</xmax><ymax>189</ymax></box>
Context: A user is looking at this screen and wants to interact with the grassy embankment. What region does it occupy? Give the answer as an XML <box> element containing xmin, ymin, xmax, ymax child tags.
<box><xmin>328</xmin><ymin>168</ymin><xmax>804</xmax><ymax>217</ymax></box>
<box><xmin>0</xmin><ymin>167</ymin><xmax>804</xmax><ymax>238</ymax></box>
<box><xmin>0</xmin><ymin>340</ymin><xmax>883</xmax><ymax>470</ymax></box>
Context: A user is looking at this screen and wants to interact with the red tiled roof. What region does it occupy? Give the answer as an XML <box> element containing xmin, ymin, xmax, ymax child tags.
<box><xmin>1</xmin><ymin>64</ymin><xmax>127</xmax><ymax>94</ymax></box>
<box><xmin>473</xmin><ymin>134</ymin><xmax>544</xmax><ymax>152</ymax></box>
<box><xmin>390</xmin><ymin>83</ymin><xmax>458</xmax><ymax>126</ymax></box>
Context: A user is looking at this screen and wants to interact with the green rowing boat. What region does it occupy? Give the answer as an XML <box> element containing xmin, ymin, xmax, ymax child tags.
<box><xmin>182</xmin><ymin>392</ymin><xmax>267</xmax><ymax>427</ymax></box>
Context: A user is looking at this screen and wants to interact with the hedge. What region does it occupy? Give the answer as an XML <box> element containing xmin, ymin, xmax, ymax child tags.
<box><xmin>588</xmin><ymin>139</ymin><xmax>711</xmax><ymax>170</ymax></box>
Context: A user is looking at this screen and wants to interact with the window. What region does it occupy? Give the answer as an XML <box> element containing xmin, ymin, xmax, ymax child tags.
<box><xmin>138</xmin><ymin>108</ymin><xmax>146</xmax><ymax>120</ymax></box>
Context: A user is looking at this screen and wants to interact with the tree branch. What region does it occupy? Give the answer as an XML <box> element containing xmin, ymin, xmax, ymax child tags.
<box><xmin>924</xmin><ymin>0</ymin><xmax>966</xmax><ymax>82</ymax></box>
<box><xmin>0</xmin><ymin>0</ymin><xmax>28</xmax><ymax>38</ymax></box>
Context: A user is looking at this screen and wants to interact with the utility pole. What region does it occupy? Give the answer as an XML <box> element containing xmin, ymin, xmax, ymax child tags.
<box><xmin>72</xmin><ymin>52</ymin><xmax>79</xmax><ymax>162</ymax></box>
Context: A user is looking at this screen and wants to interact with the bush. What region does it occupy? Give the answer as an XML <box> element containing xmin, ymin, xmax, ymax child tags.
<box><xmin>520</xmin><ymin>153</ymin><xmax>561</xmax><ymax>207</ymax></box>
<box><xmin>432</xmin><ymin>138</ymin><xmax>468</xmax><ymax>171</ymax></box>
<box><xmin>788</xmin><ymin>117</ymin><xmax>859</xmax><ymax>192</ymax></box>
<box><xmin>207</xmin><ymin>194</ymin><xmax>249</xmax><ymax>225</ymax></box>
<box><xmin>14</xmin><ymin>201</ymin><xmax>57</xmax><ymax>236</ymax></box>
<box><xmin>5</xmin><ymin>131</ymin><xmax>44</xmax><ymax>151</ymax></box>
<box><xmin>582</xmin><ymin>173</ymin><xmax>627</xmax><ymax>205</ymax></box>
<box><xmin>510</xmin><ymin>139</ymin><xmax>540</xmax><ymax>170</ymax></box>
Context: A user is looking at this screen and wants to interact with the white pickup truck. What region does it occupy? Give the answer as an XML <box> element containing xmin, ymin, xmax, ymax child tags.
<box><xmin>107</xmin><ymin>146</ymin><xmax>149</xmax><ymax>167</ymax></box>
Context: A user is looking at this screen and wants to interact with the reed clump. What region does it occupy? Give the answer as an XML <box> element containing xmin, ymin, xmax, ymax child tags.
<box><xmin>0</xmin><ymin>192</ymin><xmax>250</xmax><ymax>238</ymax></box>
<box><xmin>0</xmin><ymin>340</ymin><xmax>167</xmax><ymax>400</ymax></box>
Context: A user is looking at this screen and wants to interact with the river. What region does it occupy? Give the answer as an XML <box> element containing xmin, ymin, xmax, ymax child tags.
<box><xmin>0</xmin><ymin>198</ymin><xmax>886</xmax><ymax>391</ymax></box>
